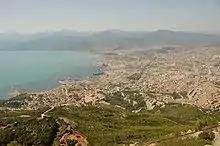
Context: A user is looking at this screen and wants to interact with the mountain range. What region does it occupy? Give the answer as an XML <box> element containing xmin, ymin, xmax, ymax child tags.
<box><xmin>0</xmin><ymin>30</ymin><xmax>220</xmax><ymax>51</ymax></box>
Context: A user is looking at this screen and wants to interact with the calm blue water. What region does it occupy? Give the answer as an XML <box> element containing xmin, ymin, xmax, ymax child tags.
<box><xmin>0</xmin><ymin>51</ymin><xmax>99</xmax><ymax>99</ymax></box>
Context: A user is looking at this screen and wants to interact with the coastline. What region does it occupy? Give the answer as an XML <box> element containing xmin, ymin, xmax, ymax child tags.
<box><xmin>0</xmin><ymin>50</ymin><xmax>101</xmax><ymax>101</ymax></box>
<box><xmin>0</xmin><ymin>50</ymin><xmax>115</xmax><ymax>110</ymax></box>
<box><xmin>1</xmin><ymin>47</ymin><xmax>220</xmax><ymax>111</ymax></box>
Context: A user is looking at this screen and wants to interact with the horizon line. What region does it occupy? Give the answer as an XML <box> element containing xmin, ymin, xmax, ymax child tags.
<box><xmin>0</xmin><ymin>29</ymin><xmax>219</xmax><ymax>35</ymax></box>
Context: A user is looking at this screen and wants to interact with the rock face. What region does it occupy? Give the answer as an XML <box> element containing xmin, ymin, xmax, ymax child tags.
<box><xmin>60</xmin><ymin>130</ymin><xmax>88</xmax><ymax>146</ymax></box>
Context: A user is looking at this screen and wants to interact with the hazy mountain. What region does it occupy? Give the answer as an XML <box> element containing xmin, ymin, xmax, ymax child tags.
<box><xmin>142</xmin><ymin>30</ymin><xmax>220</xmax><ymax>46</ymax></box>
<box><xmin>0</xmin><ymin>31</ymin><xmax>52</xmax><ymax>50</ymax></box>
<box><xmin>0</xmin><ymin>30</ymin><xmax>220</xmax><ymax>51</ymax></box>
<box><xmin>53</xmin><ymin>29</ymin><xmax>91</xmax><ymax>37</ymax></box>
<box><xmin>10</xmin><ymin>36</ymin><xmax>84</xmax><ymax>51</ymax></box>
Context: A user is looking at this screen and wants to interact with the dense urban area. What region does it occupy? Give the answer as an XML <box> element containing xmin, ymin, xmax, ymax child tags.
<box><xmin>0</xmin><ymin>44</ymin><xmax>220</xmax><ymax>146</ymax></box>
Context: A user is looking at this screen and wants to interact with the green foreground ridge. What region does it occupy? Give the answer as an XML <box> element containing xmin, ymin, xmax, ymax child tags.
<box><xmin>1</xmin><ymin>103</ymin><xmax>220</xmax><ymax>146</ymax></box>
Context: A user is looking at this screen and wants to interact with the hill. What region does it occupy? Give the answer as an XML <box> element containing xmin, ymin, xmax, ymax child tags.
<box><xmin>0</xmin><ymin>30</ymin><xmax>220</xmax><ymax>51</ymax></box>
<box><xmin>0</xmin><ymin>103</ymin><xmax>219</xmax><ymax>146</ymax></box>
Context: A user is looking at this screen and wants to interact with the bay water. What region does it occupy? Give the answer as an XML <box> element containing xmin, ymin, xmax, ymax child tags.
<box><xmin>0</xmin><ymin>51</ymin><xmax>99</xmax><ymax>99</ymax></box>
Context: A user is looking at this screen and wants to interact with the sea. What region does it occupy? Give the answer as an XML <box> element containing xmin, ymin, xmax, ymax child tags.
<box><xmin>0</xmin><ymin>51</ymin><xmax>99</xmax><ymax>99</ymax></box>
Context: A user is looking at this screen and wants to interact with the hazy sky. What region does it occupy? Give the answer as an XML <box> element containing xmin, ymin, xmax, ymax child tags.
<box><xmin>0</xmin><ymin>0</ymin><xmax>220</xmax><ymax>33</ymax></box>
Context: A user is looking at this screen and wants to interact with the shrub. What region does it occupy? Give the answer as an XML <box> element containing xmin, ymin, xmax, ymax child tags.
<box><xmin>198</xmin><ymin>130</ymin><xmax>215</xmax><ymax>141</ymax></box>
<box><xmin>68</xmin><ymin>140</ymin><xmax>78</xmax><ymax>146</ymax></box>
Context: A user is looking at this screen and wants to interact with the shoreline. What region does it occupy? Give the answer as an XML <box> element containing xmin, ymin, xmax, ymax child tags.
<box><xmin>1</xmin><ymin>47</ymin><xmax>220</xmax><ymax>111</ymax></box>
<box><xmin>0</xmin><ymin>50</ymin><xmax>102</xmax><ymax>101</ymax></box>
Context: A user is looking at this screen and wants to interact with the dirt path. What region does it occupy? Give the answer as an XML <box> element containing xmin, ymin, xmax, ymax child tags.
<box><xmin>214</xmin><ymin>129</ymin><xmax>220</xmax><ymax>146</ymax></box>
<box><xmin>41</xmin><ymin>106</ymin><xmax>54</xmax><ymax>118</ymax></box>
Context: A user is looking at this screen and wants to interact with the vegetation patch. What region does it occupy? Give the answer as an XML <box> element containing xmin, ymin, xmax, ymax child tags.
<box><xmin>155</xmin><ymin>137</ymin><xmax>208</xmax><ymax>146</ymax></box>
<box><xmin>0</xmin><ymin>103</ymin><xmax>220</xmax><ymax>145</ymax></box>
<box><xmin>49</xmin><ymin>104</ymin><xmax>220</xmax><ymax>145</ymax></box>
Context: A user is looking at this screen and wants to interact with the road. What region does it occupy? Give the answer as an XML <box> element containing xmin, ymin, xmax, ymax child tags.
<box><xmin>41</xmin><ymin>106</ymin><xmax>55</xmax><ymax>118</ymax></box>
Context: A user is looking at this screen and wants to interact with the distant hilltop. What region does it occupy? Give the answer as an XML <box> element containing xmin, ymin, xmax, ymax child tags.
<box><xmin>0</xmin><ymin>29</ymin><xmax>220</xmax><ymax>51</ymax></box>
